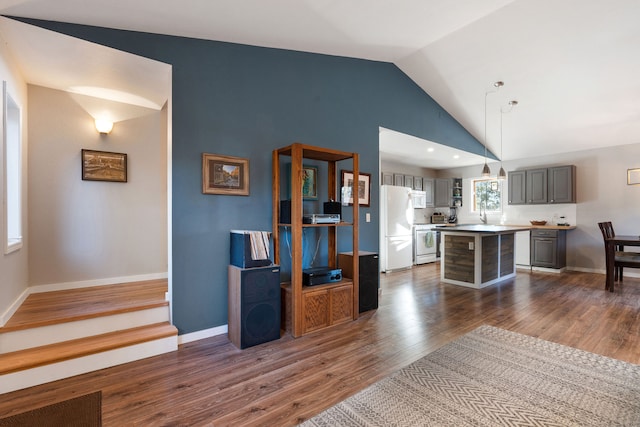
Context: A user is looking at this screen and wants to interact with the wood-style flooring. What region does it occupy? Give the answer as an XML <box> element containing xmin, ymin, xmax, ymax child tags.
<box><xmin>1</xmin><ymin>265</ymin><xmax>639</xmax><ymax>426</ymax></box>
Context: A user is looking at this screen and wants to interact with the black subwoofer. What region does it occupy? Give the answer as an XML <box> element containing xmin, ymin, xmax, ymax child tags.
<box><xmin>338</xmin><ymin>251</ymin><xmax>379</xmax><ymax>313</ymax></box>
<box><xmin>358</xmin><ymin>253</ymin><xmax>379</xmax><ymax>312</ymax></box>
<box><xmin>228</xmin><ymin>265</ymin><xmax>281</xmax><ymax>349</ymax></box>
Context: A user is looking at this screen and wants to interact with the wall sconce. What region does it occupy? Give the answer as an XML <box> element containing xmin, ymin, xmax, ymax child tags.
<box><xmin>95</xmin><ymin>119</ymin><xmax>113</xmax><ymax>134</ymax></box>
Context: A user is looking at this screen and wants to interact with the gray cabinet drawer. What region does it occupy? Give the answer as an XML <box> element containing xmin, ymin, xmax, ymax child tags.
<box><xmin>531</xmin><ymin>229</ymin><xmax>558</xmax><ymax>238</ymax></box>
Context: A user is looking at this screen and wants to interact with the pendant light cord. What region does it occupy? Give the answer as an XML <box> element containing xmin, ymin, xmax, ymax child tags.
<box><xmin>482</xmin><ymin>81</ymin><xmax>504</xmax><ymax>176</ymax></box>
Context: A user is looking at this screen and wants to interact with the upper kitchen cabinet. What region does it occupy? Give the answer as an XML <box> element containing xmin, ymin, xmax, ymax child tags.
<box><xmin>424</xmin><ymin>178</ymin><xmax>435</xmax><ymax>208</ymax></box>
<box><xmin>508</xmin><ymin>165</ymin><xmax>576</xmax><ymax>205</ymax></box>
<box><xmin>434</xmin><ymin>178</ymin><xmax>451</xmax><ymax>207</ymax></box>
<box><xmin>508</xmin><ymin>170</ymin><xmax>526</xmax><ymax>205</ymax></box>
<box><xmin>548</xmin><ymin>165</ymin><xmax>576</xmax><ymax>203</ymax></box>
<box><xmin>526</xmin><ymin>168</ymin><xmax>548</xmax><ymax>204</ymax></box>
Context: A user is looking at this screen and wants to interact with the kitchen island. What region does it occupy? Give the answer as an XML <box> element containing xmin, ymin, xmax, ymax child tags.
<box><xmin>438</xmin><ymin>225</ymin><xmax>530</xmax><ymax>289</ymax></box>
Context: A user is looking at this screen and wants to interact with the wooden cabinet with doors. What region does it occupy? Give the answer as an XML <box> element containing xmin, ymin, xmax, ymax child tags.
<box><xmin>434</xmin><ymin>178</ymin><xmax>451</xmax><ymax>207</ymax></box>
<box><xmin>530</xmin><ymin>228</ymin><xmax>567</xmax><ymax>269</ymax></box>
<box><xmin>508</xmin><ymin>170</ymin><xmax>526</xmax><ymax>205</ymax></box>
<box><xmin>526</xmin><ymin>168</ymin><xmax>548</xmax><ymax>204</ymax></box>
<box><xmin>423</xmin><ymin>178</ymin><xmax>435</xmax><ymax>207</ymax></box>
<box><xmin>272</xmin><ymin>143</ymin><xmax>359</xmax><ymax>337</ymax></box>
<box><xmin>548</xmin><ymin>165</ymin><xmax>576</xmax><ymax>203</ymax></box>
<box><xmin>508</xmin><ymin>165</ymin><xmax>576</xmax><ymax>205</ymax></box>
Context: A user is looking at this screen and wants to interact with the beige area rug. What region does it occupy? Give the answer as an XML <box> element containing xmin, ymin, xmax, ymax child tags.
<box><xmin>0</xmin><ymin>391</ymin><xmax>101</xmax><ymax>427</ymax></box>
<box><xmin>301</xmin><ymin>326</ymin><xmax>640</xmax><ymax>426</ymax></box>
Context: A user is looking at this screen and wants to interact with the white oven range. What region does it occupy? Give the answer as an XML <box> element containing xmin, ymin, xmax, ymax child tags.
<box><xmin>414</xmin><ymin>224</ymin><xmax>439</xmax><ymax>264</ymax></box>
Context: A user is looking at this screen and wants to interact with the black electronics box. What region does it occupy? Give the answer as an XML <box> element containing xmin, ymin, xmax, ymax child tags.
<box><xmin>230</xmin><ymin>231</ymin><xmax>273</xmax><ymax>269</ymax></box>
<box><xmin>323</xmin><ymin>201</ymin><xmax>341</xmax><ymax>216</ymax></box>
<box><xmin>303</xmin><ymin>266</ymin><xmax>342</xmax><ymax>286</ymax></box>
<box><xmin>280</xmin><ymin>200</ymin><xmax>291</xmax><ymax>224</ymax></box>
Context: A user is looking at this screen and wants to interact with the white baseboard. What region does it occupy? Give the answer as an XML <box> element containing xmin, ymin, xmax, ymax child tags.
<box><xmin>531</xmin><ymin>266</ymin><xmax>566</xmax><ymax>273</ymax></box>
<box><xmin>178</xmin><ymin>324</ymin><xmax>228</xmax><ymax>345</ymax></box>
<box><xmin>0</xmin><ymin>288</ymin><xmax>30</xmax><ymax>327</ymax></box>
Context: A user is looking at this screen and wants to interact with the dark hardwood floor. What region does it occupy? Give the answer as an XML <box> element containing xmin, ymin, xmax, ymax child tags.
<box><xmin>1</xmin><ymin>264</ymin><xmax>639</xmax><ymax>426</ymax></box>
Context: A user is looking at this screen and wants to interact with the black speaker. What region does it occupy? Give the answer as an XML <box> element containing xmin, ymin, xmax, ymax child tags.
<box><xmin>338</xmin><ymin>251</ymin><xmax>379</xmax><ymax>313</ymax></box>
<box><xmin>280</xmin><ymin>200</ymin><xmax>291</xmax><ymax>224</ymax></box>
<box><xmin>358</xmin><ymin>253</ymin><xmax>379</xmax><ymax>312</ymax></box>
<box><xmin>228</xmin><ymin>265</ymin><xmax>281</xmax><ymax>349</ymax></box>
<box><xmin>323</xmin><ymin>200</ymin><xmax>341</xmax><ymax>216</ymax></box>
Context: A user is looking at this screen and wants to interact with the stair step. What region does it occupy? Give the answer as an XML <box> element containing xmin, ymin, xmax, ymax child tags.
<box><xmin>0</xmin><ymin>322</ymin><xmax>177</xmax><ymax>376</ymax></box>
<box><xmin>1</xmin><ymin>279</ymin><xmax>168</xmax><ymax>332</ymax></box>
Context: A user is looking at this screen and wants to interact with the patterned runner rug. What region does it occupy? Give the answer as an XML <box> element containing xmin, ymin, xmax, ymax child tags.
<box><xmin>301</xmin><ymin>326</ymin><xmax>640</xmax><ymax>426</ymax></box>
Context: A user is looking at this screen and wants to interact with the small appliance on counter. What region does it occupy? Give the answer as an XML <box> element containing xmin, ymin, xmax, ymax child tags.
<box><xmin>431</xmin><ymin>212</ymin><xmax>447</xmax><ymax>224</ymax></box>
<box><xmin>448</xmin><ymin>207</ymin><xmax>458</xmax><ymax>224</ymax></box>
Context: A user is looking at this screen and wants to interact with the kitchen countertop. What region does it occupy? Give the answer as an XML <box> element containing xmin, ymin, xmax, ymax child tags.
<box><xmin>436</xmin><ymin>224</ymin><xmax>531</xmax><ymax>233</ymax></box>
<box><xmin>509</xmin><ymin>224</ymin><xmax>576</xmax><ymax>230</ymax></box>
<box><xmin>415</xmin><ymin>223</ymin><xmax>576</xmax><ymax>230</ymax></box>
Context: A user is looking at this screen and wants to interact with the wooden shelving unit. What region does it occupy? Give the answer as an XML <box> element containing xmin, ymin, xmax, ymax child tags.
<box><xmin>272</xmin><ymin>143</ymin><xmax>359</xmax><ymax>337</ymax></box>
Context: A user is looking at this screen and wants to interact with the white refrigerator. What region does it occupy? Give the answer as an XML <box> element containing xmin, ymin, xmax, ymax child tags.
<box><xmin>380</xmin><ymin>185</ymin><xmax>414</xmax><ymax>272</ymax></box>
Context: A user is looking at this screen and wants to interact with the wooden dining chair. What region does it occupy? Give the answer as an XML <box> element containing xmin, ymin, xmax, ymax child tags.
<box><xmin>598</xmin><ymin>221</ymin><xmax>640</xmax><ymax>290</ymax></box>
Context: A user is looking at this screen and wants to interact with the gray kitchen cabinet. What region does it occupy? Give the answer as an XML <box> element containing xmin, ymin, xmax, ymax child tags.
<box><xmin>508</xmin><ymin>170</ymin><xmax>526</xmax><ymax>205</ymax></box>
<box><xmin>548</xmin><ymin>165</ymin><xmax>576</xmax><ymax>203</ymax></box>
<box><xmin>526</xmin><ymin>168</ymin><xmax>548</xmax><ymax>204</ymax></box>
<box><xmin>434</xmin><ymin>178</ymin><xmax>451</xmax><ymax>207</ymax></box>
<box><xmin>423</xmin><ymin>178</ymin><xmax>434</xmax><ymax>207</ymax></box>
<box><xmin>530</xmin><ymin>229</ymin><xmax>566</xmax><ymax>268</ymax></box>
<box><xmin>508</xmin><ymin>165</ymin><xmax>576</xmax><ymax>205</ymax></box>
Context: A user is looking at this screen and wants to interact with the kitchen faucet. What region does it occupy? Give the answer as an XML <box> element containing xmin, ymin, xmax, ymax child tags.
<box><xmin>480</xmin><ymin>204</ymin><xmax>488</xmax><ymax>224</ymax></box>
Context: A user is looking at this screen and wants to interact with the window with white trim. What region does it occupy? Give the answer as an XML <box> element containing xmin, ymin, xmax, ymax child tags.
<box><xmin>473</xmin><ymin>178</ymin><xmax>501</xmax><ymax>212</ymax></box>
<box><xmin>4</xmin><ymin>82</ymin><xmax>22</xmax><ymax>253</ymax></box>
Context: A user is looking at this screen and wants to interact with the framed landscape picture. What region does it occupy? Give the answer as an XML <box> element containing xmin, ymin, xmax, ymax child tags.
<box><xmin>341</xmin><ymin>170</ymin><xmax>371</xmax><ymax>207</ymax></box>
<box><xmin>81</xmin><ymin>149</ymin><xmax>127</xmax><ymax>182</ymax></box>
<box><xmin>287</xmin><ymin>164</ymin><xmax>318</xmax><ymax>200</ymax></box>
<box><xmin>202</xmin><ymin>153</ymin><xmax>249</xmax><ymax>195</ymax></box>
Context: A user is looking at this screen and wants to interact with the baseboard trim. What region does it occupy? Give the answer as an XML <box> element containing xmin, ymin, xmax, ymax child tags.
<box><xmin>0</xmin><ymin>288</ymin><xmax>30</xmax><ymax>328</ymax></box>
<box><xmin>178</xmin><ymin>324</ymin><xmax>228</xmax><ymax>345</ymax></box>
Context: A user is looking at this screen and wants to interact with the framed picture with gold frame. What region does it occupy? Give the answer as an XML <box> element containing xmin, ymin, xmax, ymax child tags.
<box><xmin>81</xmin><ymin>149</ymin><xmax>127</xmax><ymax>182</ymax></box>
<box><xmin>202</xmin><ymin>153</ymin><xmax>249</xmax><ymax>195</ymax></box>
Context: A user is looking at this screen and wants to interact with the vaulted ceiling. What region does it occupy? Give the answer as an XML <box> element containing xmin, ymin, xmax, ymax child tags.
<box><xmin>1</xmin><ymin>0</ymin><xmax>639</xmax><ymax>165</ymax></box>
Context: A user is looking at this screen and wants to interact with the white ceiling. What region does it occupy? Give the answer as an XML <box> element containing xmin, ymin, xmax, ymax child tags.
<box><xmin>380</xmin><ymin>128</ymin><xmax>487</xmax><ymax>170</ymax></box>
<box><xmin>1</xmin><ymin>0</ymin><xmax>639</xmax><ymax>166</ymax></box>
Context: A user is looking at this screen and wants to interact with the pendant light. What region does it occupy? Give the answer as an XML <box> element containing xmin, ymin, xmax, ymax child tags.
<box><xmin>482</xmin><ymin>81</ymin><xmax>504</xmax><ymax>177</ymax></box>
<box><xmin>497</xmin><ymin>100</ymin><xmax>518</xmax><ymax>180</ymax></box>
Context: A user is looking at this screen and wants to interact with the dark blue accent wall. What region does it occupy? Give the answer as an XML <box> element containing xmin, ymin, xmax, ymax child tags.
<box><xmin>17</xmin><ymin>18</ymin><xmax>489</xmax><ymax>334</ymax></box>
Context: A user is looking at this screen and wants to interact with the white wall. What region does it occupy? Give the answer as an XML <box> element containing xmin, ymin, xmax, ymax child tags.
<box><xmin>27</xmin><ymin>85</ymin><xmax>167</xmax><ymax>286</ymax></box>
<box><xmin>440</xmin><ymin>142</ymin><xmax>640</xmax><ymax>273</ymax></box>
<box><xmin>0</xmin><ymin>36</ymin><xmax>28</xmax><ymax>324</ymax></box>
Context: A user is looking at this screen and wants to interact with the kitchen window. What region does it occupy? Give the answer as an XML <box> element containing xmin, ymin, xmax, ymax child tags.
<box><xmin>473</xmin><ymin>178</ymin><xmax>501</xmax><ymax>212</ymax></box>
